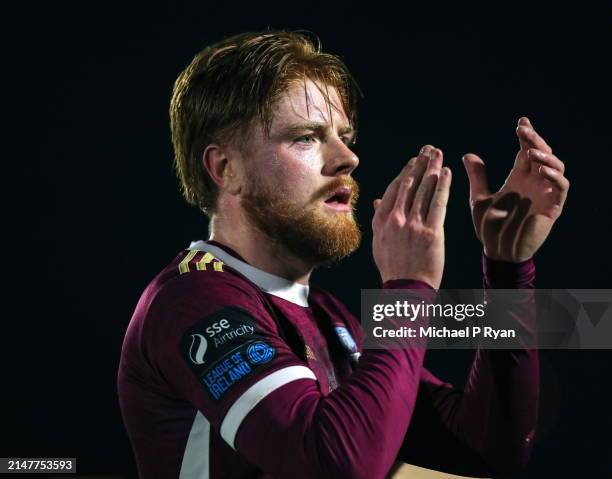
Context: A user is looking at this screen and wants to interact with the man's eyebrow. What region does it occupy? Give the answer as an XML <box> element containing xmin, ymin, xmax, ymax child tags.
<box><xmin>279</xmin><ymin>121</ymin><xmax>356</xmax><ymax>138</ymax></box>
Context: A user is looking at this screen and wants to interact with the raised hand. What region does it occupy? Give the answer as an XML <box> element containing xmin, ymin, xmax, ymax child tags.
<box><xmin>462</xmin><ymin>117</ymin><xmax>570</xmax><ymax>263</ymax></box>
<box><xmin>372</xmin><ymin>145</ymin><xmax>452</xmax><ymax>289</ymax></box>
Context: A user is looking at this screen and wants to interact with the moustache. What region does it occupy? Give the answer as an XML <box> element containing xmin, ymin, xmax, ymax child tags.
<box><xmin>316</xmin><ymin>177</ymin><xmax>360</xmax><ymax>205</ymax></box>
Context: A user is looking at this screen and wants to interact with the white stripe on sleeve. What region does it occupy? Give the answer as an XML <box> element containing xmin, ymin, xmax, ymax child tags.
<box><xmin>220</xmin><ymin>365</ymin><xmax>317</xmax><ymax>450</ymax></box>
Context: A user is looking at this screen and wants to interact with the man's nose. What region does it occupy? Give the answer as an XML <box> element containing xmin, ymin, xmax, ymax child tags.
<box><xmin>322</xmin><ymin>137</ymin><xmax>359</xmax><ymax>176</ymax></box>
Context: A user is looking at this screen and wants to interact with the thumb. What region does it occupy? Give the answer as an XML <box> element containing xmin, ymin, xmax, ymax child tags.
<box><xmin>373</xmin><ymin>199</ymin><xmax>382</xmax><ymax>210</ymax></box>
<box><xmin>462</xmin><ymin>153</ymin><xmax>491</xmax><ymax>203</ymax></box>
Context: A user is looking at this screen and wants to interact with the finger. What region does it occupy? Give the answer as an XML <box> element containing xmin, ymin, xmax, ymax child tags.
<box><xmin>393</xmin><ymin>175</ymin><xmax>415</xmax><ymax>216</ymax></box>
<box><xmin>426</xmin><ymin>166</ymin><xmax>452</xmax><ymax>229</ymax></box>
<box><xmin>462</xmin><ymin>153</ymin><xmax>491</xmax><ymax>203</ymax></box>
<box><xmin>377</xmin><ymin>157</ymin><xmax>417</xmax><ymax>215</ymax></box>
<box><xmin>538</xmin><ymin>165</ymin><xmax>570</xmax><ymax>206</ymax></box>
<box><xmin>528</xmin><ymin>149</ymin><xmax>565</xmax><ymax>174</ymax></box>
<box><xmin>538</xmin><ymin>165</ymin><xmax>569</xmax><ymax>188</ymax></box>
<box><xmin>400</xmin><ymin>152</ymin><xmax>431</xmax><ymax>214</ymax></box>
<box><xmin>518</xmin><ymin>117</ymin><xmax>531</xmax><ymax>127</ymax></box>
<box><xmin>373</xmin><ymin>199</ymin><xmax>382</xmax><ymax>210</ymax></box>
<box><xmin>379</xmin><ymin>145</ymin><xmax>432</xmax><ymax>215</ymax></box>
<box><xmin>419</xmin><ymin>144</ymin><xmax>435</xmax><ymax>156</ymax></box>
<box><xmin>517</xmin><ymin>119</ymin><xmax>553</xmax><ymax>155</ymax></box>
<box><xmin>513</xmin><ymin>117</ymin><xmax>533</xmax><ymax>173</ymax></box>
<box><xmin>411</xmin><ymin>148</ymin><xmax>443</xmax><ymax>220</ymax></box>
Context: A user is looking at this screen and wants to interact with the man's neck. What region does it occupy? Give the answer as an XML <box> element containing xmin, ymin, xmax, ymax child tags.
<box><xmin>209</xmin><ymin>213</ymin><xmax>314</xmax><ymax>285</ymax></box>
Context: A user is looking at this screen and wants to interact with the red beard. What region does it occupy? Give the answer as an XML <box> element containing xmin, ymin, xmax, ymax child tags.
<box><xmin>241</xmin><ymin>175</ymin><xmax>362</xmax><ymax>265</ymax></box>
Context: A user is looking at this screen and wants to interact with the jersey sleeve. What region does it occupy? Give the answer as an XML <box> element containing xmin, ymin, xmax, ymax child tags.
<box><xmin>146</xmin><ymin>271</ymin><xmax>313</xmax><ymax>434</ymax></box>
<box><xmin>147</xmin><ymin>270</ymin><xmax>437</xmax><ymax>479</ymax></box>
<box><xmin>397</xmin><ymin>252</ymin><xmax>539</xmax><ymax>477</ymax></box>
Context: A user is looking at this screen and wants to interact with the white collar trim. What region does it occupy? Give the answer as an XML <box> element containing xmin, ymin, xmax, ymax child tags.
<box><xmin>188</xmin><ymin>240</ymin><xmax>310</xmax><ymax>307</ymax></box>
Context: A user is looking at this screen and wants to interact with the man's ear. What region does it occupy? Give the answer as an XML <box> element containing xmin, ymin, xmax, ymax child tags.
<box><xmin>202</xmin><ymin>144</ymin><xmax>241</xmax><ymax>195</ymax></box>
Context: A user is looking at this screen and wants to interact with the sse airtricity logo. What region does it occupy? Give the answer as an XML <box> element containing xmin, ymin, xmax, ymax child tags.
<box><xmin>188</xmin><ymin>334</ymin><xmax>208</xmax><ymax>365</ymax></box>
<box><xmin>246</xmin><ymin>342</ymin><xmax>275</xmax><ymax>364</ymax></box>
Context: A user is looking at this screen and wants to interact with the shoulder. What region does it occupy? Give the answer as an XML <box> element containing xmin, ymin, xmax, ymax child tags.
<box><xmin>125</xmin><ymin>249</ymin><xmax>315</xmax><ymax>414</ymax></box>
<box><xmin>157</xmin><ymin>249</ymin><xmax>263</xmax><ymax>306</ymax></box>
<box><xmin>135</xmin><ymin>248</ymin><xmax>275</xmax><ymax>338</ymax></box>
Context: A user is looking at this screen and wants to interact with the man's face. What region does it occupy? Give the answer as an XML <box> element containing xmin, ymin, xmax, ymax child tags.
<box><xmin>238</xmin><ymin>78</ymin><xmax>361</xmax><ymax>265</ymax></box>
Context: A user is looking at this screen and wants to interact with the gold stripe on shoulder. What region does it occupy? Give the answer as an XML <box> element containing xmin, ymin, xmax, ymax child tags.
<box><xmin>213</xmin><ymin>261</ymin><xmax>224</xmax><ymax>272</ymax></box>
<box><xmin>196</xmin><ymin>252</ymin><xmax>215</xmax><ymax>271</ymax></box>
<box><xmin>178</xmin><ymin>250</ymin><xmax>198</xmax><ymax>275</ymax></box>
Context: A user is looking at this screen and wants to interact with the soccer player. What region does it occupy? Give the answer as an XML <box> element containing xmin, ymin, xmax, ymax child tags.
<box><xmin>117</xmin><ymin>31</ymin><xmax>569</xmax><ymax>478</ymax></box>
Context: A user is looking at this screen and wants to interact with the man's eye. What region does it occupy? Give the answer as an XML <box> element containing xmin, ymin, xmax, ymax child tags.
<box><xmin>295</xmin><ymin>135</ymin><xmax>316</xmax><ymax>144</ymax></box>
<box><xmin>342</xmin><ymin>136</ymin><xmax>356</xmax><ymax>146</ymax></box>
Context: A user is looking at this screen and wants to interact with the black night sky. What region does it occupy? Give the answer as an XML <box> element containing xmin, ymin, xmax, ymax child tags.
<box><xmin>4</xmin><ymin>3</ymin><xmax>611</xmax><ymax>477</ymax></box>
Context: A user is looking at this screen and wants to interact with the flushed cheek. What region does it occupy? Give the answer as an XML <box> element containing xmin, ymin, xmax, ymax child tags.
<box><xmin>273</xmin><ymin>151</ymin><xmax>321</xmax><ymax>197</ymax></box>
<box><xmin>277</xmin><ymin>143</ymin><xmax>322</xmax><ymax>172</ymax></box>
<box><xmin>295</xmin><ymin>146</ymin><xmax>323</xmax><ymax>173</ymax></box>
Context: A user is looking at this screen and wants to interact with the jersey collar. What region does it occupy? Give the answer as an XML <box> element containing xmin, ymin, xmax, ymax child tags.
<box><xmin>188</xmin><ymin>240</ymin><xmax>310</xmax><ymax>307</ymax></box>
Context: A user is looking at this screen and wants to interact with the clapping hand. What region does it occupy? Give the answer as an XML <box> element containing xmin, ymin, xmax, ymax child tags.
<box><xmin>462</xmin><ymin>117</ymin><xmax>570</xmax><ymax>263</ymax></box>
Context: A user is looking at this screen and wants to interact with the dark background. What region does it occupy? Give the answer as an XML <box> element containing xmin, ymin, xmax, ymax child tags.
<box><xmin>4</xmin><ymin>3</ymin><xmax>611</xmax><ymax>477</ymax></box>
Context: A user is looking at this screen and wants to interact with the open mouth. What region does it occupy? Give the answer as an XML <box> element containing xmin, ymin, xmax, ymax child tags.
<box><xmin>324</xmin><ymin>187</ymin><xmax>352</xmax><ymax>210</ymax></box>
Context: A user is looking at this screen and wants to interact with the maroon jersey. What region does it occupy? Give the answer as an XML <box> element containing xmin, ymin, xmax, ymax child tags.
<box><xmin>118</xmin><ymin>240</ymin><xmax>538</xmax><ymax>478</ymax></box>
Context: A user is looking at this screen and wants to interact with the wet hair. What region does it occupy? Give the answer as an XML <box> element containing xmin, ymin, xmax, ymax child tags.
<box><xmin>169</xmin><ymin>30</ymin><xmax>362</xmax><ymax>215</ymax></box>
